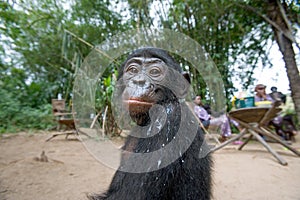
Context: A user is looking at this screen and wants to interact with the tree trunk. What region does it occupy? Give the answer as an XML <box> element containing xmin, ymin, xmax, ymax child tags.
<box><xmin>266</xmin><ymin>0</ymin><xmax>300</xmax><ymax>123</ymax></box>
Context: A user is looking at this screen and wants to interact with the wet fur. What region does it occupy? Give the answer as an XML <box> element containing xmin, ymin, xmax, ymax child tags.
<box><xmin>89</xmin><ymin>48</ymin><xmax>212</xmax><ymax>200</ymax></box>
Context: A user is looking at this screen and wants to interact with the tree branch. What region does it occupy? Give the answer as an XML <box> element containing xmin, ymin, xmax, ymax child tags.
<box><xmin>63</xmin><ymin>29</ymin><xmax>119</xmax><ymax>66</ymax></box>
<box><xmin>235</xmin><ymin>2</ymin><xmax>299</xmax><ymax>49</ymax></box>
<box><xmin>64</xmin><ymin>29</ymin><xmax>94</xmax><ymax>48</ymax></box>
<box><xmin>276</xmin><ymin>0</ymin><xmax>300</xmax><ymax>49</ymax></box>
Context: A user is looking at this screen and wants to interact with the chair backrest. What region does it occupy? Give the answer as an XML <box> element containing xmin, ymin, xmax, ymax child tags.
<box><xmin>51</xmin><ymin>99</ymin><xmax>66</xmax><ymax>116</ymax></box>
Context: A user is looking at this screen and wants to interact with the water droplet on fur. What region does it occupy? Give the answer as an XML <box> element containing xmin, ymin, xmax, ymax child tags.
<box><xmin>157</xmin><ymin>160</ymin><xmax>161</xmax><ymax>168</ymax></box>
<box><xmin>147</xmin><ymin>126</ymin><xmax>152</xmax><ymax>136</ymax></box>
<box><xmin>155</xmin><ymin>119</ymin><xmax>162</xmax><ymax>130</ymax></box>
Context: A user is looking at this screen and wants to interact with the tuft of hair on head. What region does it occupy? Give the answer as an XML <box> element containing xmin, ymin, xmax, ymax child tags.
<box><xmin>121</xmin><ymin>47</ymin><xmax>182</xmax><ymax>72</ymax></box>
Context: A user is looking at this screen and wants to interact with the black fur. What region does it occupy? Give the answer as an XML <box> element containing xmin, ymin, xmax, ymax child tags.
<box><xmin>89</xmin><ymin>48</ymin><xmax>212</xmax><ymax>200</ymax></box>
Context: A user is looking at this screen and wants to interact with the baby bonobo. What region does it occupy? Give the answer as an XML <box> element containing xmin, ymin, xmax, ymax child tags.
<box><xmin>89</xmin><ymin>47</ymin><xmax>212</xmax><ymax>200</ymax></box>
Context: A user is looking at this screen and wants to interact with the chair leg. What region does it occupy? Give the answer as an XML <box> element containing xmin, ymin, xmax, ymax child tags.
<box><xmin>211</xmin><ymin>128</ymin><xmax>247</xmax><ymax>152</ymax></box>
<box><xmin>46</xmin><ymin>132</ymin><xmax>67</xmax><ymax>142</ymax></box>
<box><xmin>249</xmin><ymin>129</ymin><xmax>287</xmax><ymax>166</ymax></box>
<box><xmin>238</xmin><ymin>134</ymin><xmax>252</xmax><ymax>150</ymax></box>
<box><xmin>46</xmin><ymin>131</ymin><xmax>76</xmax><ymax>142</ymax></box>
<box><xmin>77</xmin><ymin>129</ymin><xmax>92</xmax><ymax>138</ymax></box>
<box><xmin>260</xmin><ymin>127</ymin><xmax>300</xmax><ymax>157</ymax></box>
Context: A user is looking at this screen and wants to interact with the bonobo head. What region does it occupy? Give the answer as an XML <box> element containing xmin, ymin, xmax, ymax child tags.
<box><xmin>118</xmin><ymin>47</ymin><xmax>189</xmax><ymax>125</ymax></box>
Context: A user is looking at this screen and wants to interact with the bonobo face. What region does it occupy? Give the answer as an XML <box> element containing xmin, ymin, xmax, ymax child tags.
<box><xmin>122</xmin><ymin>57</ymin><xmax>168</xmax><ymax>116</ymax></box>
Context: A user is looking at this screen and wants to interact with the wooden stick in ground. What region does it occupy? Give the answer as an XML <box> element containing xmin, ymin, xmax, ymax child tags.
<box><xmin>248</xmin><ymin>129</ymin><xmax>287</xmax><ymax>166</ymax></box>
<box><xmin>90</xmin><ymin>112</ymin><xmax>101</xmax><ymax>129</ymax></box>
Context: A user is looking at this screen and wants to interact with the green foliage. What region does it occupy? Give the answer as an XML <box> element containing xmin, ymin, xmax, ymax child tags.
<box><xmin>0</xmin><ymin>0</ymin><xmax>299</xmax><ymax>133</ymax></box>
<box><xmin>167</xmin><ymin>0</ymin><xmax>273</xmax><ymax>97</ymax></box>
<box><xmin>0</xmin><ymin>0</ymin><xmax>126</xmax><ymax>133</ymax></box>
<box><xmin>0</xmin><ymin>65</ymin><xmax>55</xmax><ymax>133</ymax></box>
<box><xmin>0</xmin><ymin>88</ymin><xmax>55</xmax><ymax>133</ymax></box>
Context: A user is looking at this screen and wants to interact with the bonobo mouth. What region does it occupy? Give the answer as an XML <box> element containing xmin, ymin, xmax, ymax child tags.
<box><xmin>124</xmin><ymin>98</ymin><xmax>155</xmax><ymax>114</ymax></box>
<box><xmin>125</xmin><ymin>98</ymin><xmax>154</xmax><ymax>106</ymax></box>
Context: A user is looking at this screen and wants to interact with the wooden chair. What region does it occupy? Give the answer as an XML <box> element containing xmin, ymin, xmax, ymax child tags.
<box><xmin>186</xmin><ymin>102</ymin><xmax>221</xmax><ymax>145</ymax></box>
<box><xmin>46</xmin><ymin>99</ymin><xmax>77</xmax><ymax>141</ymax></box>
<box><xmin>211</xmin><ymin>101</ymin><xmax>300</xmax><ymax>165</ymax></box>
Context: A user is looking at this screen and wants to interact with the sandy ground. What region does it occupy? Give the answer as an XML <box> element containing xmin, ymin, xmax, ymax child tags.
<box><xmin>0</xmin><ymin>131</ymin><xmax>300</xmax><ymax>200</ymax></box>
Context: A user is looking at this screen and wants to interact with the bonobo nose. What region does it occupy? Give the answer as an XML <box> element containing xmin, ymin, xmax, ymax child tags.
<box><xmin>132</xmin><ymin>75</ymin><xmax>151</xmax><ymax>88</ymax></box>
<box><xmin>133</xmin><ymin>78</ymin><xmax>146</xmax><ymax>85</ymax></box>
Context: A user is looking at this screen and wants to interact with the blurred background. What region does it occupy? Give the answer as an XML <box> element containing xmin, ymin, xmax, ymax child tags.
<box><xmin>0</xmin><ymin>0</ymin><xmax>299</xmax><ymax>134</ymax></box>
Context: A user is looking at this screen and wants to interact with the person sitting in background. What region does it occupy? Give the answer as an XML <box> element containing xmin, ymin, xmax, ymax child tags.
<box><xmin>269</xmin><ymin>114</ymin><xmax>298</xmax><ymax>141</ymax></box>
<box><xmin>268</xmin><ymin>87</ymin><xmax>297</xmax><ymax>141</ymax></box>
<box><xmin>193</xmin><ymin>96</ymin><xmax>232</xmax><ymax>142</ymax></box>
<box><xmin>269</xmin><ymin>86</ymin><xmax>286</xmax><ymax>104</ymax></box>
<box><xmin>254</xmin><ymin>84</ymin><xmax>274</xmax><ymax>103</ymax></box>
<box><xmin>255</xmin><ymin>84</ymin><xmax>297</xmax><ymax>141</ymax></box>
<box><xmin>193</xmin><ymin>96</ymin><xmax>211</xmax><ymax>129</ymax></box>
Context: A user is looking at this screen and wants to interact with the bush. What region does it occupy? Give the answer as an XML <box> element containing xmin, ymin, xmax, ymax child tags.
<box><xmin>0</xmin><ymin>102</ymin><xmax>55</xmax><ymax>133</ymax></box>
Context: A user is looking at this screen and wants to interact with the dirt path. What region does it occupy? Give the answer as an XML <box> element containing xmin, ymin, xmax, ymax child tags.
<box><xmin>0</xmin><ymin>131</ymin><xmax>300</xmax><ymax>200</ymax></box>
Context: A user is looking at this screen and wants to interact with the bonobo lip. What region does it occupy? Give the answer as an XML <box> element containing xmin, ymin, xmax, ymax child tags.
<box><xmin>125</xmin><ymin>98</ymin><xmax>155</xmax><ymax>106</ymax></box>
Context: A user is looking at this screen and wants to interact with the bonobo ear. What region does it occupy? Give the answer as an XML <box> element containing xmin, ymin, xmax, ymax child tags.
<box><xmin>162</xmin><ymin>69</ymin><xmax>190</xmax><ymax>99</ymax></box>
<box><xmin>182</xmin><ymin>72</ymin><xmax>191</xmax><ymax>84</ymax></box>
<box><xmin>179</xmin><ymin>71</ymin><xmax>191</xmax><ymax>98</ymax></box>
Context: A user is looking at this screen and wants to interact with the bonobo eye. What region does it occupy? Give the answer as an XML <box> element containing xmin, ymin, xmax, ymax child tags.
<box><xmin>148</xmin><ymin>67</ymin><xmax>162</xmax><ymax>77</ymax></box>
<box><xmin>126</xmin><ymin>65</ymin><xmax>139</xmax><ymax>75</ymax></box>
